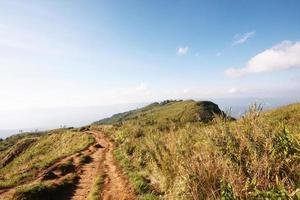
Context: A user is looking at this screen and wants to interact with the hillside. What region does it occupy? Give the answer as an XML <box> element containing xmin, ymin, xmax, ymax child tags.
<box><xmin>93</xmin><ymin>100</ymin><xmax>228</xmax><ymax>125</ymax></box>
<box><xmin>0</xmin><ymin>128</ymin><xmax>95</xmax><ymax>199</ymax></box>
<box><xmin>262</xmin><ymin>102</ymin><xmax>300</xmax><ymax>133</ymax></box>
<box><xmin>0</xmin><ymin>101</ymin><xmax>299</xmax><ymax>200</ymax></box>
<box><xmin>91</xmin><ymin>101</ymin><xmax>300</xmax><ymax>199</ymax></box>
<box><xmin>0</xmin><ymin>127</ymin><xmax>137</xmax><ymax>200</ymax></box>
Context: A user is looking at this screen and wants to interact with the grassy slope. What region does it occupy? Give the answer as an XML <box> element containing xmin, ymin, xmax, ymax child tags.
<box><xmin>93</xmin><ymin>100</ymin><xmax>225</xmax><ymax>126</ymax></box>
<box><xmin>0</xmin><ymin>129</ymin><xmax>94</xmax><ymax>188</ymax></box>
<box><xmin>263</xmin><ymin>102</ymin><xmax>300</xmax><ymax>133</ymax></box>
<box><xmin>0</xmin><ymin>132</ymin><xmax>44</xmax><ymax>158</ymax></box>
<box><xmin>92</xmin><ymin>101</ymin><xmax>300</xmax><ymax>199</ymax></box>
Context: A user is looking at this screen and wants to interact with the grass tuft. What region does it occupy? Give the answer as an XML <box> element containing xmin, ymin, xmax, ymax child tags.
<box><xmin>87</xmin><ymin>174</ymin><xmax>105</xmax><ymax>200</ymax></box>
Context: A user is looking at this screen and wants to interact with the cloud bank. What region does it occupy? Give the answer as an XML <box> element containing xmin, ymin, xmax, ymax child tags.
<box><xmin>226</xmin><ymin>41</ymin><xmax>300</xmax><ymax>77</ymax></box>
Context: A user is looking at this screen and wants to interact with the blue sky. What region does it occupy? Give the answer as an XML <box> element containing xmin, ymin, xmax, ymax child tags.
<box><xmin>0</xmin><ymin>0</ymin><xmax>300</xmax><ymax>130</ymax></box>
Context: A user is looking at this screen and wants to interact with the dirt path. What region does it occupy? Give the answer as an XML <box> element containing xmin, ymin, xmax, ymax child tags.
<box><xmin>0</xmin><ymin>131</ymin><xmax>135</xmax><ymax>200</ymax></box>
<box><xmin>71</xmin><ymin>131</ymin><xmax>135</xmax><ymax>200</ymax></box>
<box><xmin>70</xmin><ymin>132</ymin><xmax>104</xmax><ymax>200</ymax></box>
<box><xmin>97</xmin><ymin>133</ymin><xmax>135</xmax><ymax>200</ymax></box>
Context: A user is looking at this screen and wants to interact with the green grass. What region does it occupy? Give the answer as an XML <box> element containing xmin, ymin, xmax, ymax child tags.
<box><xmin>92</xmin><ymin>101</ymin><xmax>300</xmax><ymax>199</ymax></box>
<box><xmin>93</xmin><ymin>100</ymin><xmax>227</xmax><ymax>126</ymax></box>
<box><xmin>0</xmin><ymin>132</ymin><xmax>44</xmax><ymax>152</ymax></box>
<box><xmin>263</xmin><ymin>102</ymin><xmax>300</xmax><ymax>133</ymax></box>
<box><xmin>87</xmin><ymin>174</ymin><xmax>105</xmax><ymax>200</ymax></box>
<box><xmin>13</xmin><ymin>174</ymin><xmax>78</xmax><ymax>200</ymax></box>
<box><xmin>0</xmin><ymin>129</ymin><xmax>94</xmax><ymax>188</ymax></box>
<box><xmin>113</xmin><ymin>149</ymin><xmax>154</xmax><ymax>195</ymax></box>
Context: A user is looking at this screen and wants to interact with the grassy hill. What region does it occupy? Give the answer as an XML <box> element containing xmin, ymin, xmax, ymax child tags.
<box><xmin>0</xmin><ymin>128</ymin><xmax>94</xmax><ymax>198</ymax></box>
<box><xmin>91</xmin><ymin>101</ymin><xmax>300</xmax><ymax>199</ymax></box>
<box><xmin>1</xmin><ymin>100</ymin><xmax>299</xmax><ymax>199</ymax></box>
<box><xmin>93</xmin><ymin>100</ymin><xmax>229</xmax><ymax>125</ymax></box>
<box><xmin>262</xmin><ymin>102</ymin><xmax>300</xmax><ymax>133</ymax></box>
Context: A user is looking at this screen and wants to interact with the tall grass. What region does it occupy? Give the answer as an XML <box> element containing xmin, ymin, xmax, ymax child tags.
<box><xmin>93</xmin><ymin>103</ymin><xmax>300</xmax><ymax>199</ymax></box>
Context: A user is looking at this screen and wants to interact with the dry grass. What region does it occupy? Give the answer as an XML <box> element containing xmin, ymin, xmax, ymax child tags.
<box><xmin>0</xmin><ymin>129</ymin><xmax>94</xmax><ymax>188</ymax></box>
<box><xmin>87</xmin><ymin>174</ymin><xmax>105</xmax><ymax>200</ymax></box>
<box><xmin>92</xmin><ymin>102</ymin><xmax>300</xmax><ymax>199</ymax></box>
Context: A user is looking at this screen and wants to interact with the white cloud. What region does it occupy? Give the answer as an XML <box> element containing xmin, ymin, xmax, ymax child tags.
<box><xmin>227</xmin><ymin>87</ymin><xmax>238</xmax><ymax>94</ymax></box>
<box><xmin>225</xmin><ymin>41</ymin><xmax>300</xmax><ymax>77</ymax></box>
<box><xmin>177</xmin><ymin>47</ymin><xmax>188</xmax><ymax>55</ymax></box>
<box><xmin>227</xmin><ymin>87</ymin><xmax>246</xmax><ymax>94</ymax></box>
<box><xmin>232</xmin><ymin>31</ymin><xmax>256</xmax><ymax>45</ymax></box>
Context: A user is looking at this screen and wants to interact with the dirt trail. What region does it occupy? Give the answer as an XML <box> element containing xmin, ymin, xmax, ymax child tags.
<box><xmin>0</xmin><ymin>131</ymin><xmax>135</xmax><ymax>200</ymax></box>
<box><xmin>71</xmin><ymin>131</ymin><xmax>135</xmax><ymax>200</ymax></box>
<box><xmin>97</xmin><ymin>133</ymin><xmax>135</xmax><ymax>200</ymax></box>
<box><xmin>70</xmin><ymin>132</ymin><xmax>104</xmax><ymax>200</ymax></box>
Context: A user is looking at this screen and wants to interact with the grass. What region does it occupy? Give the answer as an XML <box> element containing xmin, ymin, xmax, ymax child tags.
<box><xmin>92</xmin><ymin>100</ymin><xmax>300</xmax><ymax>199</ymax></box>
<box><xmin>263</xmin><ymin>102</ymin><xmax>300</xmax><ymax>133</ymax></box>
<box><xmin>0</xmin><ymin>129</ymin><xmax>94</xmax><ymax>188</ymax></box>
<box><xmin>93</xmin><ymin>100</ymin><xmax>227</xmax><ymax>126</ymax></box>
<box><xmin>87</xmin><ymin>174</ymin><xmax>105</xmax><ymax>200</ymax></box>
<box><xmin>113</xmin><ymin>148</ymin><xmax>159</xmax><ymax>199</ymax></box>
<box><xmin>13</xmin><ymin>174</ymin><xmax>78</xmax><ymax>200</ymax></box>
<box><xmin>2</xmin><ymin>100</ymin><xmax>299</xmax><ymax>199</ymax></box>
<box><xmin>0</xmin><ymin>132</ymin><xmax>44</xmax><ymax>152</ymax></box>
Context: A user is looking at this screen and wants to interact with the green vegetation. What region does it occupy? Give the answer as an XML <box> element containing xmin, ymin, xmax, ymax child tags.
<box><xmin>87</xmin><ymin>174</ymin><xmax>105</xmax><ymax>200</ymax></box>
<box><xmin>0</xmin><ymin>129</ymin><xmax>94</xmax><ymax>188</ymax></box>
<box><xmin>92</xmin><ymin>100</ymin><xmax>300</xmax><ymax>199</ymax></box>
<box><xmin>263</xmin><ymin>102</ymin><xmax>300</xmax><ymax>133</ymax></box>
<box><xmin>93</xmin><ymin>100</ymin><xmax>228</xmax><ymax>125</ymax></box>
<box><xmin>0</xmin><ymin>132</ymin><xmax>44</xmax><ymax>152</ymax></box>
<box><xmin>2</xmin><ymin>99</ymin><xmax>300</xmax><ymax>199</ymax></box>
<box><xmin>13</xmin><ymin>174</ymin><xmax>78</xmax><ymax>200</ymax></box>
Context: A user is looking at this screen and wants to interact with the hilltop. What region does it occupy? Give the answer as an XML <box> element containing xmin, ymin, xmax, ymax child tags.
<box><xmin>93</xmin><ymin>99</ymin><xmax>230</xmax><ymax>125</ymax></box>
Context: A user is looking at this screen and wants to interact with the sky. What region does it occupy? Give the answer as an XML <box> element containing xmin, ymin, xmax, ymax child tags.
<box><xmin>0</xmin><ymin>0</ymin><xmax>300</xmax><ymax>132</ymax></box>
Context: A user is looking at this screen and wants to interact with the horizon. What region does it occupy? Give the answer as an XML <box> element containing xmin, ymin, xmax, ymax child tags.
<box><xmin>1</xmin><ymin>97</ymin><xmax>299</xmax><ymax>138</ymax></box>
<box><xmin>1</xmin><ymin>0</ymin><xmax>300</xmax><ymax>135</ymax></box>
